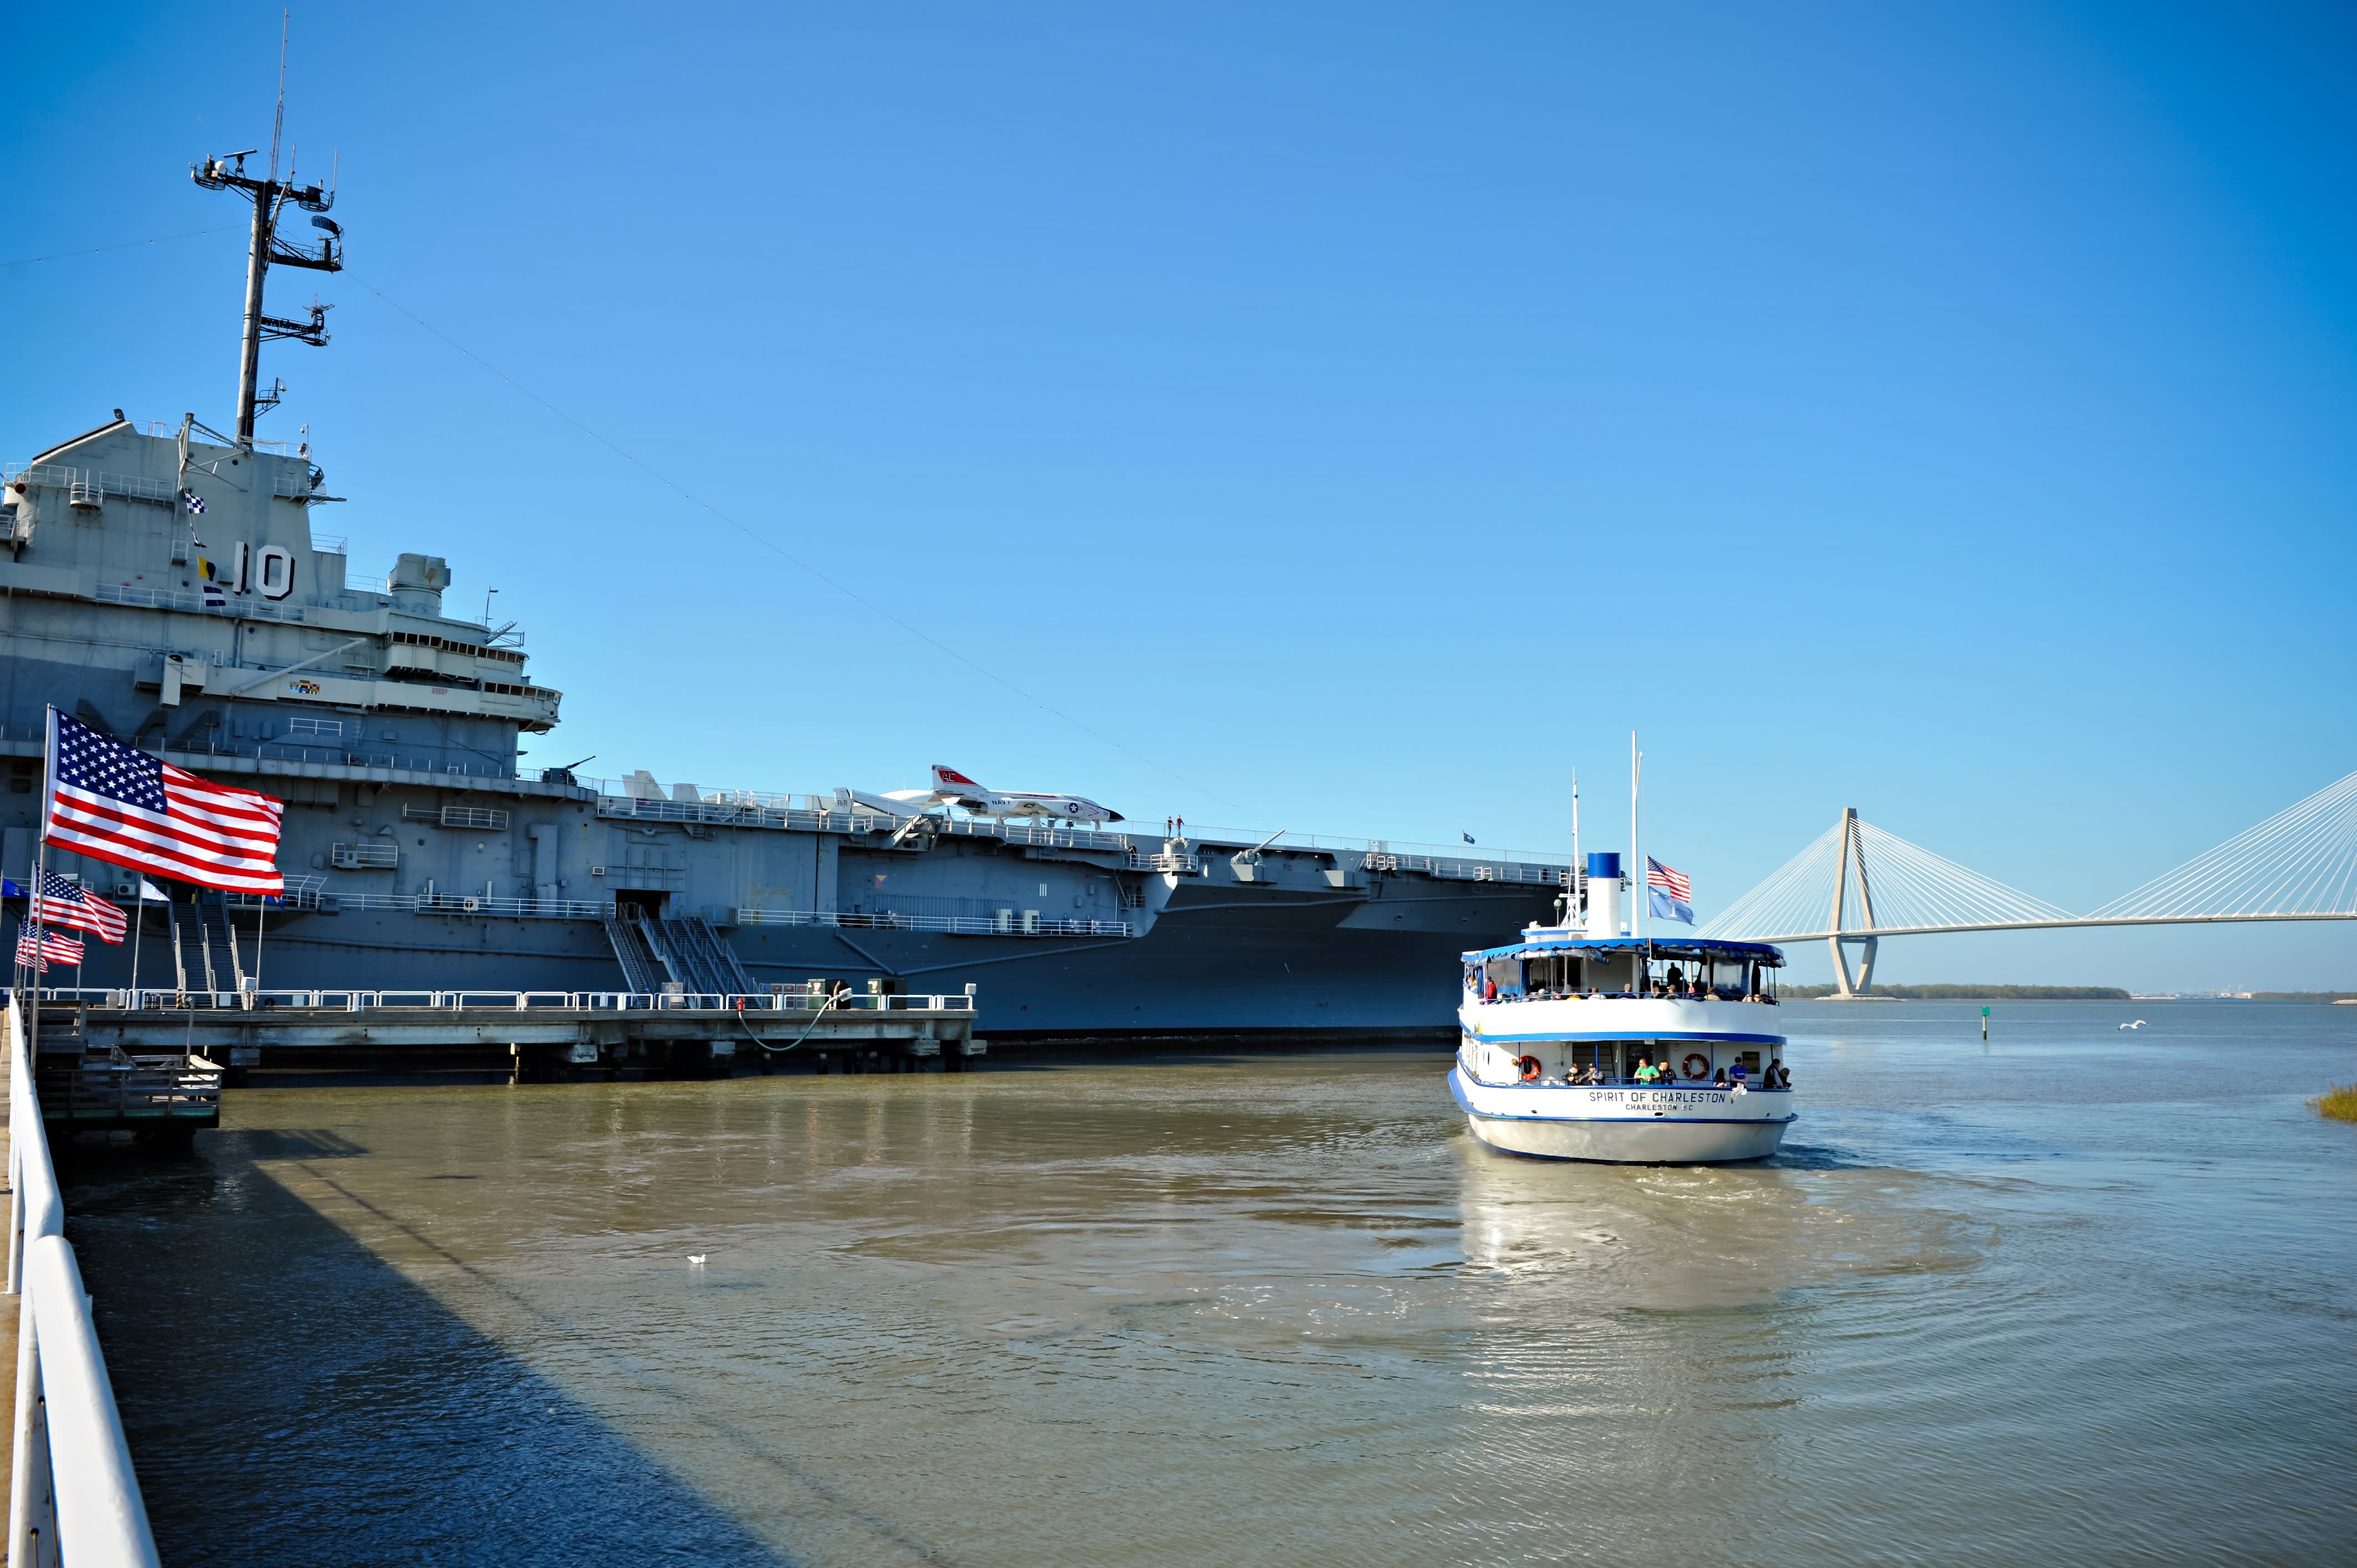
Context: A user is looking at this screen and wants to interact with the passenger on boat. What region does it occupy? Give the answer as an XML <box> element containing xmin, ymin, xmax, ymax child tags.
<box><xmin>1712</xmin><ymin>1067</ymin><xmax>1728</xmax><ymax>1087</ymax></box>
<box><xmin>1729</xmin><ymin>1060</ymin><xmax>1749</xmax><ymax>1087</ymax></box>
<box><xmin>1633</xmin><ymin>1058</ymin><xmax>1658</xmax><ymax>1084</ymax></box>
<box><xmin>1772</xmin><ymin>1060</ymin><xmax>1792</xmax><ymax>1088</ymax></box>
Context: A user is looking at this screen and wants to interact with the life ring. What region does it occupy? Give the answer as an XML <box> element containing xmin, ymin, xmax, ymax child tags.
<box><xmin>1517</xmin><ymin>1056</ymin><xmax>1543</xmax><ymax>1083</ymax></box>
<box><xmin>1681</xmin><ymin>1052</ymin><xmax>1710</xmax><ymax>1081</ymax></box>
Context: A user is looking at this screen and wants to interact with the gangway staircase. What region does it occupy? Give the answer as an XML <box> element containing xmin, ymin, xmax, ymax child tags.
<box><xmin>601</xmin><ymin>909</ymin><xmax>668</xmax><ymax>995</ymax></box>
<box><xmin>165</xmin><ymin>897</ymin><xmax>246</xmax><ymax>1003</ymax></box>
<box><xmin>601</xmin><ymin>908</ymin><xmax>753</xmax><ymax>996</ymax></box>
<box><xmin>658</xmin><ymin>915</ymin><xmax>756</xmax><ymax>996</ymax></box>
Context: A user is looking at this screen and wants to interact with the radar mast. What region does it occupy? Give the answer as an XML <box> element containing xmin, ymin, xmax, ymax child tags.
<box><xmin>191</xmin><ymin>11</ymin><xmax>343</xmax><ymax>446</ymax></box>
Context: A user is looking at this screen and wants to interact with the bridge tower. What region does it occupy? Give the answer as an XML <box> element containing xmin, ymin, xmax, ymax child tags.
<box><xmin>1827</xmin><ymin>807</ymin><xmax>1879</xmax><ymax>997</ymax></box>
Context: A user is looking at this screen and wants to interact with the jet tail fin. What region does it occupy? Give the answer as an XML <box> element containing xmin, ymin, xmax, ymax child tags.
<box><xmin>932</xmin><ymin>764</ymin><xmax>985</xmax><ymax>792</ymax></box>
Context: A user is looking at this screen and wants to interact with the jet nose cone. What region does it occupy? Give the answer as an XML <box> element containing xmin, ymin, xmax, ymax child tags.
<box><xmin>1106</xmin><ymin>811</ymin><xmax>1125</xmax><ymax>823</ymax></box>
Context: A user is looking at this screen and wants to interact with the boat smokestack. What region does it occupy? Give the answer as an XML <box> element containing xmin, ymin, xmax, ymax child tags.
<box><xmin>1584</xmin><ymin>853</ymin><xmax>1624</xmax><ymax>938</ymax></box>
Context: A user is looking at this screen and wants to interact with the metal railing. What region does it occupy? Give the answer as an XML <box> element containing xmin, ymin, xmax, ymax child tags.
<box><xmin>733</xmin><ymin>907</ymin><xmax>1136</xmax><ymax>939</ymax></box>
<box><xmin>581</xmin><ymin>785</ymin><xmax>1571</xmax><ymax>876</ymax></box>
<box><xmin>317</xmin><ymin>892</ymin><xmax>611</xmax><ymax>920</ymax></box>
<box><xmin>93</xmin><ymin>581</ymin><xmax>311</xmax><ymax>623</ymax></box>
<box><xmin>6</xmin><ymin>1001</ymin><xmax>164</xmax><ymax>1567</ymax></box>
<box><xmin>4</xmin><ymin>462</ymin><xmax>175</xmax><ymax>506</ymax></box>
<box><xmin>22</xmin><ymin>987</ymin><xmax>976</xmax><ymax>1014</ymax></box>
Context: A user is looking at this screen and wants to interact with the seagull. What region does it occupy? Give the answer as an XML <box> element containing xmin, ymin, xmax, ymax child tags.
<box><xmin>688</xmin><ymin>1254</ymin><xmax>708</xmax><ymax>1267</ymax></box>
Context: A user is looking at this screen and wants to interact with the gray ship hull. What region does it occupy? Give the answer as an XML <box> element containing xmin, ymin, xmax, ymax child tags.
<box><xmin>55</xmin><ymin>876</ymin><xmax>1557</xmax><ymax>1041</ymax></box>
<box><xmin>1</xmin><ymin>416</ymin><xmax>1570</xmax><ymax>1040</ymax></box>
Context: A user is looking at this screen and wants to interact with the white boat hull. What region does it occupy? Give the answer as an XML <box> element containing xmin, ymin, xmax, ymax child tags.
<box><xmin>1448</xmin><ymin>1065</ymin><xmax>1794</xmax><ymax>1164</ymax></box>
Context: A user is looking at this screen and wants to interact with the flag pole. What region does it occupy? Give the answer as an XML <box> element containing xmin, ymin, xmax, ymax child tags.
<box><xmin>28</xmin><ymin>706</ymin><xmax>55</xmax><ymax>1055</ymax></box>
<box><xmin>129</xmin><ymin>885</ymin><xmax>144</xmax><ymax>1008</ymax></box>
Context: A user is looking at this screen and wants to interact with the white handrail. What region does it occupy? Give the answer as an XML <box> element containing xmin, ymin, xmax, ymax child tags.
<box><xmin>22</xmin><ymin>1240</ymin><xmax>159</xmax><ymax>1567</ymax></box>
<box><xmin>6</xmin><ymin>1000</ymin><xmax>162</xmax><ymax>1567</ymax></box>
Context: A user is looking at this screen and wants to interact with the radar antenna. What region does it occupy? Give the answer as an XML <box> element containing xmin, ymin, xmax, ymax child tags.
<box><xmin>191</xmin><ymin>9</ymin><xmax>342</xmax><ymax>446</ymax></box>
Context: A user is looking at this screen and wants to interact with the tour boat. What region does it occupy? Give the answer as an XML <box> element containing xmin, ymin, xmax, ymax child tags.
<box><xmin>1448</xmin><ymin>853</ymin><xmax>1797</xmax><ymax>1164</ymax></box>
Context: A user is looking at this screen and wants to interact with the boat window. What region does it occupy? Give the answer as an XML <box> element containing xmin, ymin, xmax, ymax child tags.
<box><xmin>1525</xmin><ymin>953</ymin><xmax>1579</xmax><ymax>994</ymax></box>
<box><xmin>1567</xmin><ymin>1042</ymin><xmax>1615</xmax><ymax>1079</ymax></box>
<box><xmin>1482</xmin><ymin>958</ymin><xmax>1525</xmax><ymax>996</ymax></box>
<box><xmin>1736</xmin><ymin>1050</ymin><xmax>1762</xmax><ymax>1076</ymax></box>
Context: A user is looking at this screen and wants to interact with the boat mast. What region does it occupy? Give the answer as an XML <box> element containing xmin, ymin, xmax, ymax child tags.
<box><xmin>1570</xmin><ymin>772</ymin><xmax>1581</xmax><ymax>925</ymax></box>
<box><xmin>1630</xmin><ymin>733</ymin><xmax>1642</xmax><ymax>944</ymax></box>
<box><xmin>191</xmin><ymin>14</ymin><xmax>341</xmax><ymax>446</ymax></box>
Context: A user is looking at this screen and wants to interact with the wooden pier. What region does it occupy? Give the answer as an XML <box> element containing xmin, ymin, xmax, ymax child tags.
<box><xmin>27</xmin><ymin>985</ymin><xmax>983</xmax><ymax>1083</ymax></box>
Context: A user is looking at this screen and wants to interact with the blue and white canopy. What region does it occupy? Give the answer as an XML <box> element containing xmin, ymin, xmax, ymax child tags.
<box><xmin>1464</xmin><ymin>934</ymin><xmax>1785</xmax><ymax>964</ymax></box>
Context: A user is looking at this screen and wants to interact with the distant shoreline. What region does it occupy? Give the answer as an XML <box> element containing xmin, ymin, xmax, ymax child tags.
<box><xmin>1785</xmin><ymin>984</ymin><xmax>2130</xmax><ymax>1000</ymax></box>
<box><xmin>1785</xmin><ymin>985</ymin><xmax>2357</xmax><ymax>1002</ymax></box>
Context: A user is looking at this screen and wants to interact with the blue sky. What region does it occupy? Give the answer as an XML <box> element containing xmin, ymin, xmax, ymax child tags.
<box><xmin>6</xmin><ymin>2</ymin><xmax>2354</xmax><ymax>988</ymax></box>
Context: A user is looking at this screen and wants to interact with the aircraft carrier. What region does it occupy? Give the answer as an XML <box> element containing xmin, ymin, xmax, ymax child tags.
<box><xmin>0</xmin><ymin>149</ymin><xmax>1572</xmax><ymax>1045</ymax></box>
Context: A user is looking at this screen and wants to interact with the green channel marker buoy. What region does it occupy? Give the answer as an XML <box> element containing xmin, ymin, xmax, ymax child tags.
<box><xmin>1982</xmin><ymin>1005</ymin><xmax>1990</xmax><ymax>1041</ymax></box>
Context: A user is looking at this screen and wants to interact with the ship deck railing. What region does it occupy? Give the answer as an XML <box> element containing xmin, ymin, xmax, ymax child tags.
<box><xmin>1475</xmin><ymin>991</ymin><xmax>1783</xmax><ymax>1005</ymax></box>
<box><xmin>735</xmin><ymin>908</ymin><xmax>1136</xmax><ymax>939</ymax></box>
<box><xmin>1468</xmin><ymin>1074</ymin><xmax>1793</xmax><ymax>1092</ymax></box>
<box><xmin>583</xmin><ymin>791</ymin><xmax>1571</xmax><ymax>882</ymax></box>
<box><xmin>13</xmin><ymin>987</ymin><xmax>977</xmax><ymax>1014</ymax></box>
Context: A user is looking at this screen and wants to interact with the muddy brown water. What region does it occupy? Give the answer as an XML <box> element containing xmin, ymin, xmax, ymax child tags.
<box><xmin>65</xmin><ymin>1002</ymin><xmax>2357</xmax><ymax>1566</ymax></box>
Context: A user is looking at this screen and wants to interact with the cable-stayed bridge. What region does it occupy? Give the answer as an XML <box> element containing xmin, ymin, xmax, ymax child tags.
<box><xmin>1695</xmin><ymin>770</ymin><xmax>2357</xmax><ymax>994</ymax></box>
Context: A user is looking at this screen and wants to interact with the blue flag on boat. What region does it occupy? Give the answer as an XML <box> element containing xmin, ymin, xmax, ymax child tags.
<box><xmin>1646</xmin><ymin>857</ymin><xmax>1694</xmax><ymax>924</ymax></box>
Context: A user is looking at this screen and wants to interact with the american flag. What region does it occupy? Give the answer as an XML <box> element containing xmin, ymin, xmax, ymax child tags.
<box><xmin>30</xmin><ymin>869</ymin><xmax>126</xmax><ymax>943</ymax></box>
<box><xmin>16</xmin><ymin>924</ymin><xmax>84</xmax><ymax>971</ymax></box>
<box><xmin>44</xmin><ymin>708</ymin><xmax>285</xmax><ymax>894</ymax></box>
<box><xmin>1646</xmin><ymin>855</ymin><xmax>1694</xmax><ymax>925</ymax></box>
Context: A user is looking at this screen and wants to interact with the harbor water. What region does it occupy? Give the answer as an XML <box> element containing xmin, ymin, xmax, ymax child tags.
<box><xmin>64</xmin><ymin>1003</ymin><xmax>2357</xmax><ymax>1566</ymax></box>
